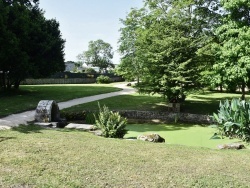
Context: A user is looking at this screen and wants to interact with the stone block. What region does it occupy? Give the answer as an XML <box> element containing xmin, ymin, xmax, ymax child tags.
<box><xmin>34</xmin><ymin>100</ymin><xmax>61</xmax><ymax>122</ymax></box>
<box><xmin>65</xmin><ymin>123</ymin><xmax>95</xmax><ymax>130</ymax></box>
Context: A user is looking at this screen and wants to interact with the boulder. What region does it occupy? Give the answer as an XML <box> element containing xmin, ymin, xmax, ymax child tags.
<box><xmin>218</xmin><ymin>143</ymin><xmax>245</xmax><ymax>150</ymax></box>
<box><xmin>137</xmin><ymin>133</ymin><xmax>165</xmax><ymax>143</ymax></box>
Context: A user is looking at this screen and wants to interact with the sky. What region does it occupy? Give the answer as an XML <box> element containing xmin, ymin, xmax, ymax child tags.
<box><xmin>39</xmin><ymin>0</ymin><xmax>144</xmax><ymax>64</ymax></box>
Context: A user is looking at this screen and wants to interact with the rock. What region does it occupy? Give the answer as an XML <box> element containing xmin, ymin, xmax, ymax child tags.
<box><xmin>90</xmin><ymin>130</ymin><xmax>102</xmax><ymax>136</ymax></box>
<box><xmin>65</xmin><ymin>123</ymin><xmax>95</xmax><ymax>131</ymax></box>
<box><xmin>137</xmin><ymin>133</ymin><xmax>165</xmax><ymax>143</ymax></box>
<box><xmin>0</xmin><ymin>125</ymin><xmax>11</xmax><ymax>130</ymax></box>
<box><xmin>218</xmin><ymin>143</ymin><xmax>245</xmax><ymax>150</ymax></box>
<box><xmin>34</xmin><ymin>122</ymin><xmax>53</xmax><ymax>127</ymax></box>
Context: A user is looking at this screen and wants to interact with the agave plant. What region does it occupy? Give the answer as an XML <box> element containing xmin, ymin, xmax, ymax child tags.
<box><xmin>213</xmin><ymin>98</ymin><xmax>250</xmax><ymax>141</ymax></box>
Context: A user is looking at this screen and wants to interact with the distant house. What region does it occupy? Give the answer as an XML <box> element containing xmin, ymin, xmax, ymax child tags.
<box><xmin>65</xmin><ymin>61</ymin><xmax>76</xmax><ymax>72</ymax></box>
<box><xmin>65</xmin><ymin>61</ymin><xmax>103</xmax><ymax>73</ymax></box>
<box><xmin>82</xmin><ymin>63</ymin><xmax>100</xmax><ymax>73</ymax></box>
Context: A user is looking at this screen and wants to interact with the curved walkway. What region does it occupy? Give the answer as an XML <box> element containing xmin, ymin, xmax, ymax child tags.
<box><xmin>0</xmin><ymin>83</ymin><xmax>136</xmax><ymax>128</ymax></box>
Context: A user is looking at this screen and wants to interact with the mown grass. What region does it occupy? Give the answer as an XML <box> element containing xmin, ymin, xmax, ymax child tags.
<box><xmin>62</xmin><ymin>93</ymin><xmax>168</xmax><ymax>112</ymax></box>
<box><xmin>63</xmin><ymin>91</ymin><xmax>250</xmax><ymax>115</ymax></box>
<box><xmin>183</xmin><ymin>91</ymin><xmax>250</xmax><ymax>114</ymax></box>
<box><xmin>1</xmin><ymin>84</ymin><xmax>249</xmax><ymax>116</ymax></box>
<box><xmin>0</xmin><ymin>125</ymin><xmax>250</xmax><ymax>187</ymax></box>
<box><xmin>0</xmin><ymin>84</ymin><xmax>121</xmax><ymax>117</ymax></box>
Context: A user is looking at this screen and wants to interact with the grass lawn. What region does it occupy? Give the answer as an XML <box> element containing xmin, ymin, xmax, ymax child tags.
<box><xmin>63</xmin><ymin>91</ymin><xmax>250</xmax><ymax>115</ymax></box>
<box><xmin>182</xmin><ymin>91</ymin><xmax>250</xmax><ymax>114</ymax></box>
<box><xmin>0</xmin><ymin>84</ymin><xmax>121</xmax><ymax>117</ymax></box>
<box><xmin>1</xmin><ymin>84</ymin><xmax>249</xmax><ymax>116</ymax></box>
<box><xmin>62</xmin><ymin>93</ymin><xmax>168</xmax><ymax>112</ymax></box>
<box><xmin>0</xmin><ymin>125</ymin><xmax>250</xmax><ymax>187</ymax></box>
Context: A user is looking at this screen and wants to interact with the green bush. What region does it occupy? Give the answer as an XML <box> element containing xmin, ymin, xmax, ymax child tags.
<box><xmin>213</xmin><ymin>98</ymin><xmax>250</xmax><ymax>141</ymax></box>
<box><xmin>85</xmin><ymin>113</ymin><xmax>96</xmax><ymax>124</ymax></box>
<box><xmin>60</xmin><ymin>111</ymin><xmax>86</xmax><ymax>121</ymax></box>
<box><xmin>94</xmin><ymin>103</ymin><xmax>127</xmax><ymax>138</ymax></box>
<box><xmin>96</xmin><ymin>75</ymin><xmax>111</xmax><ymax>84</ymax></box>
<box><xmin>85</xmin><ymin>68</ymin><xmax>97</xmax><ymax>74</ymax></box>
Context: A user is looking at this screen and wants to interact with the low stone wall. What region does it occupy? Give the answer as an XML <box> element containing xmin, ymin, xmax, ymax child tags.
<box><xmin>117</xmin><ymin>110</ymin><xmax>213</xmax><ymax>124</ymax></box>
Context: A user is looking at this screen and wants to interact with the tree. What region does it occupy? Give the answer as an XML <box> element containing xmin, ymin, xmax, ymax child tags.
<box><xmin>78</xmin><ymin>39</ymin><xmax>114</xmax><ymax>73</ymax></box>
<box><xmin>118</xmin><ymin>0</ymin><xmax>221</xmax><ymax>102</ymax></box>
<box><xmin>211</xmin><ymin>0</ymin><xmax>250</xmax><ymax>99</ymax></box>
<box><xmin>117</xmin><ymin>8</ymin><xmax>145</xmax><ymax>83</ymax></box>
<box><xmin>0</xmin><ymin>0</ymin><xmax>65</xmax><ymax>90</ymax></box>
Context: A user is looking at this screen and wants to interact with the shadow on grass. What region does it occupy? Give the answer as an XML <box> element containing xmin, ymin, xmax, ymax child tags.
<box><xmin>56</xmin><ymin>128</ymin><xmax>84</xmax><ymax>133</ymax></box>
<box><xmin>127</xmin><ymin>123</ymin><xmax>196</xmax><ymax>133</ymax></box>
<box><xmin>12</xmin><ymin>124</ymin><xmax>44</xmax><ymax>134</ymax></box>
<box><xmin>0</xmin><ymin>137</ymin><xmax>16</xmax><ymax>142</ymax></box>
<box><xmin>181</xmin><ymin>101</ymin><xmax>219</xmax><ymax>114</ymax></box>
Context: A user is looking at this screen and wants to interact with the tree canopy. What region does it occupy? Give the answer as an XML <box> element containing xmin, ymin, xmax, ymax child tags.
<box><xmin>118</xmin><ymin>0</ymin><xmax>221</xmax><ymax>101</ymax></box>
<box><xmin>0</xmin><ymin>0</ymin><xmax>65</xmax><ymax>89</ymax></box>
<box><xmin>78</xmin><ymin>39</ymin><xmax>114</xmax><ymax>73</ymax></box>
<box><xmin>118</xmin><ymin>0</ymin><xmax>250</xmax><ymax>101</ymax></box>
<box><xmin>211</xmin><ymin>0</ymin><xmax>250</xmax><ymax>99</ymax></box>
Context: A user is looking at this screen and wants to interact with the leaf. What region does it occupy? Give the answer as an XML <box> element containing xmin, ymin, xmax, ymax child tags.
<box><xmin>210</xmin><ymin>133</ymin><xmax>222</xmax><ymax>140</ymax></box>
<box><xmin>213</xmin><ymin>113</ymin><xmax>220</xmax><ymax>123</ymax></box>
<box><xmin>231</xmin><ymin>98</ymin><xmax>237</xmax><ymax>111</ymax></box>
<box><xmin>209</xmin><ymin>124</ymin><xmax>218</xmax><ymax>128</ymax></box>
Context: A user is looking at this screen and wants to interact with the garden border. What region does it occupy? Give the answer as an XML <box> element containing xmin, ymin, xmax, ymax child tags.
<box><xmin>70</xmin><ymin>110</ymin><xmax>214</xmax><ymax>124</ymax></box>
<box><xmin>117</xmin><ymin>110</ymin><xmax>213</xmax><ymax>124</ymax></box>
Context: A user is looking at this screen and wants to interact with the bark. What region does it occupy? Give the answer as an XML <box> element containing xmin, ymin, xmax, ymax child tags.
<box><xmin>14</xmin><ymin>80</ymin><xmax>21</xmax><ymax>89</ymax></box>
<box><xmin>241</xmin><ymin>82</ymin><xmax>246</xmax><ymax>100</ymax></box>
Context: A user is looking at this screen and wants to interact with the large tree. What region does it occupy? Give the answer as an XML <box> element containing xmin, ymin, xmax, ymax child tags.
<box><xmin>78</xmin><ymin>39</ymin><xmax>114</xmax><ymax>73</ymax></box>
<box><xmin>118</xmin><ymin>0</ymin><xmax>221</xmax><ymax>102</ymax></box>
<box><xmin>117</xmin><ymin>8</ymin><xmax>145</xmax><ymax>83</ymax></box>
<box><xmin>211</xmin><ymin>0</ymin><xmax>250</xmax><ymax>99</ymax></box>
<box><xmin>0</xmin><ymin>0</ymin><xmax>65</xmax><ymax>89</ymax></box>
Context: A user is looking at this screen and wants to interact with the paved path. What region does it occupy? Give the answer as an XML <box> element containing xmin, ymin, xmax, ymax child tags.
<box><xmin>0</xmin><ymin>83</ymin><xmax>136</xmax><ymax>128</ymax></box>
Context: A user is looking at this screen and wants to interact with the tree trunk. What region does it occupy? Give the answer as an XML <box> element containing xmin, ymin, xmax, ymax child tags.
<box><xmin>14</xmin><ymin>80</ymin><xmax>21</xmax><ymax>89</ymax></box>
<box><xmin>137</xmin><ymin>76</ymin><xmax>140</xmax><ymax>85</ymax></box>
<box><xmin>219</xmin><ymin>84</ymin><xmax>223</xmax><ymax>92</ymax></box>
<box><xmin>241</xmin><ymin>82</ymin><xmax>246</xmax><ymax>100</ymax></box>
<box><xmin>1</xmin><ymin>71</ymin><xmax>6</xmax><ymax>89</ymax></box>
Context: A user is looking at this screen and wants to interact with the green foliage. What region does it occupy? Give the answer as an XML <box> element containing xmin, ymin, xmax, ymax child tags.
<box><xmin>94</xmin><ymin>104</ymin><xmax>127</xmax><ymax>138</ymax></box>
<box><xmin>118</xmin><ymin>9</ymin><xmax>145</xmax><ymax>83</ymax></box>
<box><xmin>0</xmin><ymin>0</ymin><xmax>65</xmax><ymax>89</ymax></box>
<box><xmin>60</xmin><ymin>111</ymin><xmax>86</xmax><ymax>121</ymax></box>
<box><xmin>77</xmin><ymin>39</ymin><xmax>114</xmax><ymax>72</ymax></box>
<box><xmin>85</xmin><ymin>113</ymin><xmax>96</xmax><ymax>124</ymax></box>
<box><xmin>118</xmin><ymin>0</ymin><xmax>221</xmax><ymax>101</ymax></box>
<box><xmin>213</xmin><ymin>98</ymin><xmax>250</xmax><ymax>141</ymax></box>
<box><xmin>96</xmin><ymin>75</ymin><xmax>111</xmax><ymax>84</ymax></box>
<box><xmin>84</xmin><ymin>68</ymin><xmax>97</xmax><ymax>74</ymax></box>
<box><xmin>209</xmin><ymin>1</ymin><xmax>250</xmax><ymax>99</ymax></box>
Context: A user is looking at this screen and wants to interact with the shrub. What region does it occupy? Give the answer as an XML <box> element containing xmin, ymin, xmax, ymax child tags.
<box><xmin>96</xmin><ymin>75</ymin><xmax>111</xmax><ymax>84</ymax></box>
<box><xmin>85</xmin><ymin>68</ymin><xmax>97</xmax><ymax>74</ymax></box>
<box><xmin>60</xmin><ymin>111</ymin><xmax>86</xmax><ymax>121</ymax></box>
<box><xmin>212</xmin><ymin>98</ymin><xmax>250</xmax><ymax>141</ymax></box>
<box><xmin>85</xmin><ymin>113</ymin><xmax>96</xmax><ymax>124</ymax></box>
<box><xmin>94</xmin><ymin>103</ymin><xmax>127</xmax><ymax>138</ymax></box>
